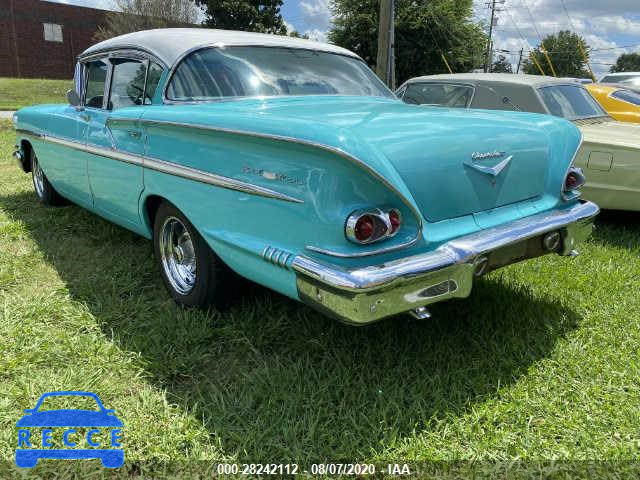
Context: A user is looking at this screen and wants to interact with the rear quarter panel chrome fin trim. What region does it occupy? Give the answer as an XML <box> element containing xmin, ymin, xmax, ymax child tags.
<box><xmin>17</xmin><ymin>130</ymin><xmax>303</xmax><ymax>204</ymax></box>
<box><xmin>110</xmin><ymin>117</ymin><xmax>424</xmax><ymax>255</ymax></box>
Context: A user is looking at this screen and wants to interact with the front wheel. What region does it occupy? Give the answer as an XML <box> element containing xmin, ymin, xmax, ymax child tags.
<box><xmin>153</xmin><ymin>201</ymin><xmax>238</xmax><ymax>310</ymax></box>
<box><xmin>31</xmin><ymin>150</ymin><xmax>65</xmax><ymax>206</ymax></box>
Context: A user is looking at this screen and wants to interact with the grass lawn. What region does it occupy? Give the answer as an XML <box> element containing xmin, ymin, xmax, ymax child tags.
<box><xmin>1</xmin><ymin>118</ymin><xmax>639</xmax><ymax>478</ymax></box>
<box><xmin>0</xmin><ymin>78</ymin><xmax>71</xmax><ymax>110</ymax></box>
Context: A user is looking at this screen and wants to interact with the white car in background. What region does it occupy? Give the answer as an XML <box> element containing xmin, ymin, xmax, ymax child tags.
<box><xmin>600</xmin><ymin>72</ymin><xmax>640</xmax><ymax>90</ymax></box>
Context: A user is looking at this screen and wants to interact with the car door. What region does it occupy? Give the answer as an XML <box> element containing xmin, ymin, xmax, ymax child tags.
<box><xmin>42</xmin><ymin>63</ymin><xmax>96</xmax><ymax>207</ymax></box>
<box><xmin>85</xmin><ymin>56</ymin><xmax>151</xmax><ymax>229</ymax></box>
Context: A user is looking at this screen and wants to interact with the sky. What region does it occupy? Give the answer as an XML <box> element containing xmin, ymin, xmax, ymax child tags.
<box><xmin>49</xmin><ymin>0</ymin><xmax>640</xmax><ymax>78</ymax></box>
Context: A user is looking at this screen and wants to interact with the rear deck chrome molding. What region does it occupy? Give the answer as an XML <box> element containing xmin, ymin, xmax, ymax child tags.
<box><xmin>17</xmin><ymin>130</ymin><xmax>303</xmax><ymax>204</ymax></box>
<box><xmin>293</xmin><ymin>201</ymin><xmax>599</xmax><ymax>324</ymax></box>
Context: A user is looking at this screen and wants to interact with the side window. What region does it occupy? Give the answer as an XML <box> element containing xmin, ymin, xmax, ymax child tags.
<box><xmin>85</xmin><ymin>60</ymin><xmax>108</xmax><ymax>109</ymax></box>
<box><xmin>611</xmin><ymin>89</ymin><xmax>640</xmax><ymax>106</ymax></box>
<box><xmin>144</xmin><ymin>63</ymin><xmax>163</xmax><ymax>105</ymax></box>
<box><xmin>109</xmin><ymin>58</ymin><xmax>147</xmax><ymax>110</ymax></box>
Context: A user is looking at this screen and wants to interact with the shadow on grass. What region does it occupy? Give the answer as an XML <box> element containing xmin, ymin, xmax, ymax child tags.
<box><xmin>592</xmin><ymin>210</ymin><xmax>640</xmax><ymax>250</ymax></box>
<box><xmin>2</xmin><ymin>191</ymin><xmax>581</xmax><ymax>462</ymax></box>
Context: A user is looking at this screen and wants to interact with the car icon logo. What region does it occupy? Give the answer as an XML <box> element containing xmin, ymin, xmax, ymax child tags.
<box><xmin>15</xmin><ymin>391</ymin><xmax>123</xmax><ymax>468</ymax></box>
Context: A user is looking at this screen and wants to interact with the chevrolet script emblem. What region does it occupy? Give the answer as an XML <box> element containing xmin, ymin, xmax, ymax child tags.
<box><xmin>465</xmin><ymin>151</ymin><xmax>512</xmax><ymax>177</ymax></box>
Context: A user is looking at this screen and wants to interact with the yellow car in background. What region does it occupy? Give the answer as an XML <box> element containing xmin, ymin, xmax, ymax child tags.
<box><xmin>585</xmin><ymin>83</ymin><xmax>640</xmax><ymax>123</ymax></box>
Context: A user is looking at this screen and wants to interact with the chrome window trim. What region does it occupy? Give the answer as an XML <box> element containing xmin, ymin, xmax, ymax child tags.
<box><xmin>80</xmin><ymin>48</ymin><xmax>168</xmax><ymax>69</ymax></box>
<box><xmin>107</xmin><ymin>117</ymin><xmax>424</xmax><ymax>243</ymax></box>
<box><xmin>161</xmin><ymin>44</ymin><xmax>392</xmax><ymax>104</ymax></box>
<box><xmin>16</xmin><ymin>130</ymin><xmax>303</xmax><ymax>204</ymax></box>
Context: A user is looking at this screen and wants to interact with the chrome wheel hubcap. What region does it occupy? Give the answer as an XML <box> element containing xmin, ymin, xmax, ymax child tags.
<box><xmin>32</xmin><ymin>157</ymin><xmax>44</xmax><ymax>198</ymax></box>
<box><xmin>159</xmin><ymin>217</ymin><xmax>197</xmax><ymax>295</ymax></box>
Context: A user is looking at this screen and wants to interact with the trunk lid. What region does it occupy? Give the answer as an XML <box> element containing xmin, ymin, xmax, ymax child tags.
<box><xmin>176</xmin><ymin>97</ymin><xmax>559</xmax><ymax>222</ymax></box>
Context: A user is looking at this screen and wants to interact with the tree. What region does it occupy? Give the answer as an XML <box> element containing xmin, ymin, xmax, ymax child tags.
<box><xmin>610</xmin><ymin>53</ymin><xmax>640</xmax><ymax>73</ymax></box>
<box><xmin>522</xmin><ymin>30</ymin><xmax>591</xmax><ymax>78</ymax></box>
<box><xmin>329</xmin><ymin>0</ymin><xmax>486</xmax><ymax>86</ymax></box>
<box><xmin>491</xmin><ymin>54</ymin><xmax>513</xmax><ymax>73</ymax></box>
<box><xmin>195</xmin><ymin>0</ymin><xmax>287</xmax><ymax>34</ymax></box>
<box><xmin>95</xmin><ymin>0</ymin><xmax>200</xmax><ymax>41</ymax></box>
<box><xmin>289</xmin><ymin>30</ymin><xmax>310</xmax><ymax>39</ymax></box>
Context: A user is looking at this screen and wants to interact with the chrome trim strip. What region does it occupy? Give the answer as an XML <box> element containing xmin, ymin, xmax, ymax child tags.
<box><xmin>16</xmin><ymin>128</ymin><xmax>43</xmax><ymax>138</ymax></box>
<box><xmin>18</xmin><ymin>130</ymin><xmax>304</xmax><ymax>204</ymax></box>
<box><xmin>107</xmin><ymin>117</ymin><xmax>423</xmax><ymax>237</ymax></box>
<box><xmin>142</xmin><ymin>156</ymin><xmax>304</xmax><ymax>203</ymax></box>
<box><xmin>305</xmin><ymin>235</ymin><xmax>420</xmax><ymax>258</ymax></box>
<box><xmin>293</xmin><ymin>201</ymin><xmax>600</xmax><ymax>293</ymax></box>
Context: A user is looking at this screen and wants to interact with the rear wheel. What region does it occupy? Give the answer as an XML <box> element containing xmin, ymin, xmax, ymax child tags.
<box><xmin>31</xmin><ymin>150</ymin><xmax>65</xmax><ymax>206</ymax></box>
<box><xmin>153</xmin><ymin>201</ymin><xmax>238</xmax><ymax>310</ymax></box>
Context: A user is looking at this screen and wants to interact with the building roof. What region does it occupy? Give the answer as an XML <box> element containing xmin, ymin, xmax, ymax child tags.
<box><xmin>80</xmin><ymin>28</ymin><xmax>360</xmax><ymax>66</ymax></box>
<box><xmin>406</xmin><ymin>73</ymin><xmax>565</xmax><ymax>87</ymax></box>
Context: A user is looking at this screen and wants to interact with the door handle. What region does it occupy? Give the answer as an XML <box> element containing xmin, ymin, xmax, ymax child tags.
<box><xmin>128</xmin><ymin>130</ymin><xmax>142</xmax><ymax>139</ymax></box>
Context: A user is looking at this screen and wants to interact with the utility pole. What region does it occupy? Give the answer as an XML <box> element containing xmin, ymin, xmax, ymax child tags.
<box><xmin>376</xmin><ymin>0</ymin><xmax>395</xmax><ymax>88</ymax></box>
<box><xmin>516</xmin><ymin>48</ymin><xmax>524</xmax><ymax>73</ymax></box>
<box><xmin>484</xmin><ymin>0</ymin><xmax>504</xmax><ymax>73</ymax></box>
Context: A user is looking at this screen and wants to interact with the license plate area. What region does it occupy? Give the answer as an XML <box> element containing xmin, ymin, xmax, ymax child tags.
<box><xmin>481</xmin><ymin>231</ymin><xmax>559</xmax><ymax>275</ymax></box>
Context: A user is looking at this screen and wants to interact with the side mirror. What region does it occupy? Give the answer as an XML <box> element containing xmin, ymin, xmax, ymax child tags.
<box><xmin>66</xmin><ymin>89</ymin><xmax>82</xmax><ymax>107</ymax></box>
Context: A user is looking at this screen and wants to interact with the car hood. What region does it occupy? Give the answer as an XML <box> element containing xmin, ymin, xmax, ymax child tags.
<box><xmin>138</xmin><ymin>96</ymin><xmax>580</xmax><ymax>222</ymax></box>
<box><xmin>16</xmin><ymin>410</ymin><xmax>123</xmax><ymax>427</ymax></box>
<box><xmin>576</xmin><ymin>118</ymin><xmax>640</xmax><ymax>149</ymax></box>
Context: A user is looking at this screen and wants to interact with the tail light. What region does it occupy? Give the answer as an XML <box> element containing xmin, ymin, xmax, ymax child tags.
<box><xmin>563</xmin><ymin>167</ymin><xmax>586</xmax><ymax>192</ymax></box>
<box><xmin>346</xmin><ymin>208</ymin><xmax>402</xmax><ymax>245</ymax></box>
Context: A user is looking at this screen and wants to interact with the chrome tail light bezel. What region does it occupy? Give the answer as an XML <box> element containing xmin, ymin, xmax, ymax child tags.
<box><xmin>562</xmin><ymin>166</ymin><xmax>587</xmax><ymax>201</ymax></box>
<box><xmin>345</xmin><ymin>207</ymin><xmax>402</xmax><ymax>245</ymax></box>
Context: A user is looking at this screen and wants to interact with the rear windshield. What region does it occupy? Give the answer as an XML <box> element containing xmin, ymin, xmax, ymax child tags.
<box><xmin>537</xmin><ymin>84</ymin><xmax>607</xmax><ymax>120</ymax></box>
<box><xmin>401</xmin><ymin>83</ymin><xmax>474</xmax><ymax>108</ymax></box>
<box><xmin>166</xmin><ymin>46</ymin><xmax>393</xmax><ymax>101</ymax></box>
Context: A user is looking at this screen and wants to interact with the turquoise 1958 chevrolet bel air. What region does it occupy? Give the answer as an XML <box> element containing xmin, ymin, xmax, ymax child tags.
<box><xmin>13</xmin><ymin>28</ymin><xmax>599</xmax><ymax>325</ymax></box>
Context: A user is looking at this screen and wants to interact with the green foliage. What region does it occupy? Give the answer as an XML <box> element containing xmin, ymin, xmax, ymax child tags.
<box><xmin>289</xmin><ymin>30</ymin><xmax>310</xmax><ymax>39</ymax></box>
<box><xmin>523</xmin><ymin>30</ymin><xmax>591</xmax><ymax>78</ymax></box>
<box><xmin>95</xmin><ymin>0</ymin><xmax>201</xmax><ymax>41</ymax></box>
<box><xmin>491</xmin><ymin>54</ymin><xmax>513</xmax><ymax>73</ymax></box>
<box><xmin>196</xmin><ymin>0</ymin><xmax>287</xmax><ymax>34</ymax></box>
<box><xmin>329</xmin><ymin>0</ymin><xmax>486</xmax><ymax>84</ymax></box>
<box><xmin>610</xmin><ymin>53</ymin><xmax>640</xmax><ymax>73</ymax></box>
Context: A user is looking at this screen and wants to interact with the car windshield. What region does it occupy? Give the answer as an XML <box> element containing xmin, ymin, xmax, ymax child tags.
<box><xmin>601</xmin><ymin>74</ymin><xmax>640</xmax><ymax>84</ymax></box>
<box><xmin>402</xmin><ymin>83</ymin><xmax>474</xmax><ymax>108</ymax></box>
<box><xmin>166</xmin><ymin>46</ymin><xmax>393</xmax><ymax>101</ymax></box>
<box><xmin>537</xmin><ymin>84</ymin><xmax>607</xmax><ymax>120</ymax></box>
<box><xmin>37</xmin><ymin>395</ymin><xmax>101</xmax><ymax>412</ymax></box>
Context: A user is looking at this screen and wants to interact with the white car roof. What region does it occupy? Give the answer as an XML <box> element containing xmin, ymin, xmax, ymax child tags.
<box><xmin>405</xmin><ymin>73</ymin><xmax>564</xmax><ymax>87</ymax></box>
<box><xmin>80</xmin><ymin>28</ymin><xmax>360</xmax><ymax>67</ymax></box>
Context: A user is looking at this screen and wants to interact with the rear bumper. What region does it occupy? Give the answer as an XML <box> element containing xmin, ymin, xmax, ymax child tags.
<box><xmin>292</xmin><ymin>201</ymin><xmax>599</xmax><ymax>325</ymax></box>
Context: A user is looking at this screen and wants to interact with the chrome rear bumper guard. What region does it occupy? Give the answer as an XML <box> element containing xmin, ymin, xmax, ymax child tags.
<box><xmin>292</xmin><ymin>201</ymin><xmax>599</xmax><ymax>325</ymax></box>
